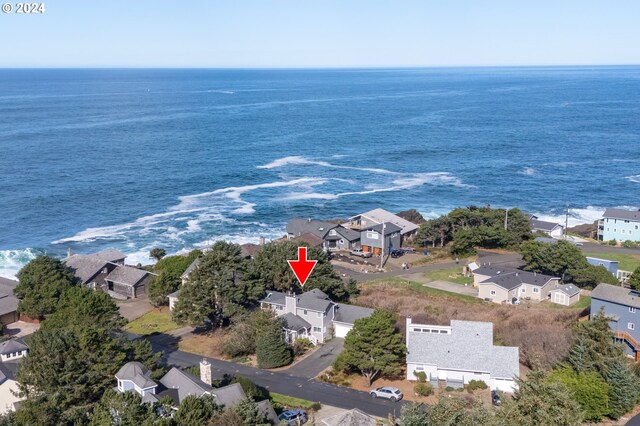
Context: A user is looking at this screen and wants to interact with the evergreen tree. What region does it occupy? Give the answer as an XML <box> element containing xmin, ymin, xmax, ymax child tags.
<box><xmin>14</xmin><ymin>255</ymin><xmax>76</xmax><ymax>319</ymax></box>
<box><xmin>398</xmin><ymin>403</ymin><xmax>429</xmax><ymax>426</ymax></box>
<box><xmin>150</xmin><ymin>247</ymin><xmax>167</xmax><ymax>261</ymax></box>
<box><xmin>231</xmin><ymin>398</ymin><xmax>271</xmax><ymax>426</ymax></box>
<box><xmin>605</xmin><ymin>360</ymin><xmax>640</xmax><ymax>419</ymax></box>
<box><xmin>629</xmin><ymin>266</ymin><xmax>640</xmax><ymax>291</ymax></box>
<box><xmin>172</xmin><ymin>241</ymin><xmax>262</xmax><ymax>327</ymax></box>
<box><xmin>246</xmin><ymin>240</ymin><xmax>348</xmax><ymax>301</ymax></box>
<box><xmin>494</xmin><ymin>371</ymin><xmax>583</xmax><ymax>426</ymax></box>
<box><xmin>426</xmin><ymin>396</ymin><xmax>490</xmax><ymax>426</ymax></box>
<box><xmin>89</xmin><ymin>389</ymin><xmax>154</xmax><ymax>426</ymax></box>
<box><xmin>172</xmin><ymin>395</ymin><xmax>220</xmax><ymax>426</ymax></box>
<box><xmin>148</xmin><ymin>271</ymin><xmax>181</xmax><ymax>307</ymax></box>
<box><xmin>255</xmin><ymin>321</ymin><xmax>292</xmax><ymax>369</ymax></box>
<box><xmin>334</xmin><ymin>310</ymin><xmax>405</xmax><ymax>386</ymax></box>
<box><xmin>548</xmin><ymin>367</ymin><xmax>610</xmax><ymax>422</ymax></box>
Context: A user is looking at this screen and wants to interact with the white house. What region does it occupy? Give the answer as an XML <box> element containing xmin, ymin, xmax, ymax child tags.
<box><xmin>550</xmin><ymin>284</ymin><xmax>581</xmax><ymax>306</ymax></box>
<box><xmin>406</xmin><ymin>318</ymin><xmax>519</xmax><ymax>392</ymax></box>
<box><xmin>0</xmin><ymin>339</ymin><xmax>28</xmax><ymax>415</ymax></box>
<box><xmin>473</xmin><ymin>265</ymin><xmax>560</xmax><ymax>304</ymax></box>
<box><xmin>259</xmin><ymin>289</ymin><xmax>374</xmax><ymax>343</ymax></box>
<box><xmin>530</xmin><ymin>218</ymin><xmax>564</xmax><ymax>238</ymax></box>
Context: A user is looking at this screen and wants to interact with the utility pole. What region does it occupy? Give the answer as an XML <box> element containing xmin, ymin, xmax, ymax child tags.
<box><xmin>564</xmin><ymin>203</ymin><xmax>570</xmax><ymax>240</ymax></box>
<box><xmin>380</xmin><ymin>223</ymin><xmax>386</xmax><ymax>270</ymax></box>
<box><xmin>504</xmin><ymin>209</ymin><xmax>508</xmax><ymax>231</ymax></box>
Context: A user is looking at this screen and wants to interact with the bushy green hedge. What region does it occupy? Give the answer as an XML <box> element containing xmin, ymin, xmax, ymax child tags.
<box><xmin>467</xmin><ymin>379</ymin><xmax>488</xmax><ymax>392</ymax></box>
<box><xmin>414</xmin><ymin>382</ymin><xmax>433</xmax><ymax>396</ymax></box>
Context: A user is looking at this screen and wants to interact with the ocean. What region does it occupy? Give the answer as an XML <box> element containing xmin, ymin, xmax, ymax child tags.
<box><xmin>1</xmin><ymin>67</ymin><xmax>639</xmax><ymax>277</ymax></box>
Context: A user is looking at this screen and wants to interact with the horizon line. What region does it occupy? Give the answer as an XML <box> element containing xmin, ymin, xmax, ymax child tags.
<box><xmin>1</xmin><ymin>63</ymin><xmax>639</xmax><ymax>71</ymax></box>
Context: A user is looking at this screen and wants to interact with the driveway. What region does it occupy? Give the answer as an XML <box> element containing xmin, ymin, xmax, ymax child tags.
<box><xmin>284</xmin><ymin>338</ymin><xmax>344</xmax><ymax>379</ymax></box>
<box><xmin>116</xmin><ymin>296</ymin><xmax>154</xmax><ymax>321</ymax></box>
<box><xmin>146</xmin><ymin>334</ymin><xmax>406</xmax><ymax>418</ymax></box>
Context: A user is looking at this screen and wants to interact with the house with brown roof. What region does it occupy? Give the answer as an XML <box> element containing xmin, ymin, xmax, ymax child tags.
<box><xmin>0</xmin><ymin>278</ymin><xmax>19</xmax><ymax>325</ymax></box>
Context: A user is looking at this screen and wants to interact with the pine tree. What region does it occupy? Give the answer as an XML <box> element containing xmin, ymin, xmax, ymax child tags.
<box><xmin>605</xmin><ymin>360</ymin><xmax>640</xmax><ymax>419</ymax></box>
<box><xmin>255</xmin><ymin>323</ymin><xmax>292</xmax><ymax>369</ymax></box>
<box><xmin>231</xmin><ymin>398</ymin><xmax>270</xmax><ymax>426</ymax></box>
<box><xmin>629</xmin><ymin>266</ymin><xmax>640</xmax><ymax>291</ymax></box>
<box><xmin>172</xmin><ymin>395</ymin><xmax>220</xmax><ymax>426</ymax></box>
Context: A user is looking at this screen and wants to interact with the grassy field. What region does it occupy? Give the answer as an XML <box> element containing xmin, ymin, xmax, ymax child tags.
<box><xmin>423</xmin><ymin>266</ymin><xmax>473</xmax><ymax>285</ymax></box>
<box><xmin>270</xmin><ymin>392</ymin><xmax>321</xmax><ymax>411</ymax></box>
<box><xmin>583</xmin><ymin>251</ymin><xmax>640</xmax><ymax>272</ymax></box>
<box><xmin>124</xmin><ymin>309</ymin><xmax>181</xmax><ymax>335</ymax></box>
<box><xmin>366</xmin><ymin>277</ymin><xmax>481</xmax><ymax>303</ymax></box>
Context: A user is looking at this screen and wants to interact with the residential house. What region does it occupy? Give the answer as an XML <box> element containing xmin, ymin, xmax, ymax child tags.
<box><xmin>321</xmin><ymin>408</ymin><xmax>378</xmax><ymax>426</ymax></box>
<box><xmin>405</xmin><ymin>318</ymin><xmax>519</xmax><ymax>392</ymax></box>
<box><xmin>259</xmin><ymin>288</ymin><xmax>374</xmax><ymax>343</ymax></box>
<box><xmin>286</xmin><ymin>218</ymin><xmax>361</xmax><ymax>251</ymax></box>
<box><xmin>65</xmin><ymin>249</ymin><xmax>156</xmax><ymax>299</ymax></box>
<box><xmin>345</xmin><ymin>208</ymin><xmax>419</xmax><ymax>244</ymax></box>
<box><xmin>597</xmin><ymin>208</ymin><xmax>640</xmax><ymax>242</ymax></box>
<box><xmin>591</xmin><ymin>283</ymin><xmax>640</xmax><ymax>359</ymax></box>
<box><xmin>358</xmin><ymin>223</ymin><xmax>402</xmax><ymax>256</ymax></box>
<box><xmin>0</xmin><ymin>339</ymin><xmax>28</xmax><ymax>414</ymax></box>
<box><xmin>549</xmin><ymin>284</ymin><xmax>581</xmax><ymax>306</ymax></box>
<box><xmin>0</xmin><ymin>277</ymin><xmax>19</xmax><ymax>325</ymax></box>
<box><xmin>180</xmin><ymin>258</ymin><xmax>200</xmax><ymax>285</ymax></box>
<box><xmin>115</xmin><ymin>359</ymin><xmax>277</xmax><ymax>421</ymax></box>
<box><xmin>474</xmin><ymin>265</ymin><xmax>560</xmax><ymax>304</ymax></box>
<box><xmin>530</xmin><ymin>218</ymin><xmax>564</xmax><ymax>238</ymax></box>
<box><xmin>586</xmin><ymin>257</ymin><xmax>619</xmax><ymax>276</ymax></box>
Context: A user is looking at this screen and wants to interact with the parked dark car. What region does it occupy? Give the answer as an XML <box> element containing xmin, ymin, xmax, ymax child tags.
<box><xmin>278</xmin><ymin>409</ymin><xmax>308</xmax><ymax>425</ymax></box>
<box><xmin>390</xmin><ymin>248</ymin><xmax>404</xmax><ymax>258</ymax></box>
<box><xmin>492</xmin><ymin>390</ymin><xmax>502</xmax><ymax>406</ymax></box>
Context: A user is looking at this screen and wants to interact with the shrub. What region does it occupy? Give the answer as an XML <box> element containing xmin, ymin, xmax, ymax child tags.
<box><xmin>623</xmin><ymin>240</ymin><xmax>640</xmax><ymax>249</ymax></box>
<box><xmin>222</xmin><ymin>322</ymin><xmax>255</xmax><ymax>358</ymax></box>
<box><xmin>608</xmin><ymin>239</ymin><xmax>617</xmax><ymax>246</ymax></box>
<box><xmin>467</xmin><ymin>379</ymin><xmax>488</xmax><ymax>392</ymax></box>
<box><xmin>414</xmin><ymin>382</ymin><xmax>433</xmax><ymax>397</ymax></box>
<box><xmin>413</xmin><ymin>370</ymin><xmax>427</xmax><ymax>383</ymax></box>
<box><xmin>445</xmin><ymin>386</ymin><xmax>455</xmax><ymax>392</ymax></box>
<box><xmin>255</xmin><ymin>328</ymin><xmax>292</xmax><ymax>369</ymax></box>
<box><xmin>292</xmin><ymin>338</ymin><xmax>313</xmax><ymax>357</ymax></box>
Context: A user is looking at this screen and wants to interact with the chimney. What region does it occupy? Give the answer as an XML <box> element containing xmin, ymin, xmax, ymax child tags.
<box><xmin>259</xmin><ymin>236</ymin><xmax>265</xmax><ymax>246</ymax></box>
<box><xmin>406</xmin><ymin>316</ymin><xmax>412</xmax><ymax>347</ymax></box>
<box><xmin>285</xmin><ymin>293</ymin><xmax>297</xmax><ymax>314</ymax></box>
<box><xmin>67</xmin><ymin>247</ymin><xmax>72</xmax><ymax>258</ymax></box>
<box><xmin>200</xmin><ymin>359</ymin><xmax>212</xmax><ymax>386</ymax></box>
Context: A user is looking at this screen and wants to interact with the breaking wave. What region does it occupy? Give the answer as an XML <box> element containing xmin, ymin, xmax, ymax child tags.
<box><xmin>0</xmin><ymin>248</ymin><xmax>43</xmax><ymax>279</ymax></box>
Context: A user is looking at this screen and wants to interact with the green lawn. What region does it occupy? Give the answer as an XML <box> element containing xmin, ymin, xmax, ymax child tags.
<box><xmin>423</xmin><ymin>266</ymin><xmax>473</xmax><ymax>285</ymax></box>
<box><xmin>124</xmin><ymin>309</ymin><xmax>181</xmax><ymax>335</ymax></box>
<box><xmin>573</xmin><ymin>296</ymin><xmax>591</xmax><ymax>310</ymax></box>
<box><xmin>270</xmin><ymin>392</ymin><xmax>321</xmax><ymax>411</ymax></box>
<box><xmin>366</xmin><ymin>277</ymin><xmax>481</xmax><ymax>303</ymax></box>
<box><xmin>583</xmin><ymin>252</ymin><xmax>640</xmax><ymax>272</ymax></box>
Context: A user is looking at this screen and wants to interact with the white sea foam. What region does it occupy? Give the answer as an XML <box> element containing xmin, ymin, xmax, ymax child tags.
<box><xmin>531</xmin><ymin>206</ymin><xmax>617</xmax><ymax>227</ymax></box>
<box><xmin>0</xmin><ymin>248</ymin><xmax>42</xmax><ymax>279</ymax></box>
<box><xmin>626</xmin><ymin>175</ymin><xmax>640</xmax><ymax>183</ymax></box>
<box><xmin>519</xmin><ymin>167</ymin><xmax>537</xmax><ymax>176</ymax></box>
<box><xmin>257</xmin><ymin>156</ymin><xmax>399</xmax><ymax>175</ymax></box>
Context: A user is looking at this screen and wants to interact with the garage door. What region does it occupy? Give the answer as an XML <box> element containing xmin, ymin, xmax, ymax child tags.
<box><xmin>334</xmin><ymin>323</ymin><xmax>352</xmax><ymax>338</ymax></box>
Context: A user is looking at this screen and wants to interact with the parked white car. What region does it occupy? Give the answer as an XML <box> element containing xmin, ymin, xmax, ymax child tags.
<box><xmin>350</xmin><ymin>248</ymin><xmax>372</xmax><ymax>258</ymax></box>
<box><xmin>370</xmin><ymin>386</ymin><xmax>403</xmax><ymax>401</ymax></box>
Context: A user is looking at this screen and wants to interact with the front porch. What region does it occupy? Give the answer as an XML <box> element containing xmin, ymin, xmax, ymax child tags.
<box><xmin>284</xmin><ymin>328</ymin><xmax>318</xmax><ymax>346</ymax></box>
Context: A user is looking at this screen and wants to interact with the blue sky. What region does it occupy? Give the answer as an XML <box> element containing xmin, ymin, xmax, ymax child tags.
<box><xmin>1</xmin><ymin>0</ymin><xmax>638</xmax><ymax>67</ymax></box>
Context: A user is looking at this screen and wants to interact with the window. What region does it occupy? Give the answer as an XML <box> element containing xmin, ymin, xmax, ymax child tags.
<box><xmin>521</xmin><ymin>287</ymin><xmax>526</xmax><ymax>293</ymax></box>
<box><xmin>276</xmin><ymin>305</ymin><xmax>283</xmax><ymax>311</ymax></box>
<box><xmin>629</xmin><ymin>323</ymin><xmax>635</xmax><ymax>331</ymax></box>
<box><xmin>630</xmin><ymin>307</ymin><xmax>636</xmax><ymax>314</ymax></box>
<box><xmin>415</xmin><ymin>365</ymin><xmax>424</xmax><ymax>371</ymax></box>
<box><xmin>607</xmin><ymin>228</ymin><xmax>610</xmax><ymax>231</ymax></box>
<box><xmin>339</xmin><ymin>239</ymin><xmax>344</xmax><ymax>244</ymax></box>
<box><xmin>533</xmin><ymin>288</ymin><xmax>539</xmax><ymax>293</ymax></box>
<box><xmin>317</xmin><ymin>312</ymin><xmax>323</xmax><ymax>318</ymax></box>
<box><xmin>303</xmin><ymin>310</ymin><xmax>308</xmax><ymax>315</ymax></box>
<box><xmin>313</xmin><ymin>326</ymin><xmax>322</xmax><ymax>332</ymax></box>
<box><xmin>614</xmin><ymin>229</ymin><xmax>617</xmax><ymax>232</ymax></box>
<box><xmin>625</xmin><ymin>220</ymin><xmax>630</xmax><ymax>223</ymax></box>
<box><xmin>329</xmin><ymin>229</ymin><xmax>337</xmax><ymax>236</ymax></box>
<box><xmin>490</xmin><ymin>290</ymin><xmax>496</xmax><ymax>296</ymax></box>
<box><xmin>636</xmin><ymin>225</ymin><xmax>638</xmax><ymax>230</ymax></box>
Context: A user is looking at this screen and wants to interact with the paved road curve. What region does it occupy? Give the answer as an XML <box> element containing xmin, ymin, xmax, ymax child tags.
<box><xmin>148</xmin><ymin>335</ymin><xmax>407</xmax><ymax>419</ymax></box>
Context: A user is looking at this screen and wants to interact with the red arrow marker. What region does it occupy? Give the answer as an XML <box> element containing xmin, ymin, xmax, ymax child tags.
<box><xmin>287</xmin><ymin>247</ymin><xmax>317</xmax><ymax>288</ymax></box>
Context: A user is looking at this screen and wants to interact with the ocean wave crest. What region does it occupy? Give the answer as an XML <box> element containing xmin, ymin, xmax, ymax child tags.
<box><xmin>0</xmin><ymin>248</ymin><xmax>43</xmax><ymax>279</ymax></box>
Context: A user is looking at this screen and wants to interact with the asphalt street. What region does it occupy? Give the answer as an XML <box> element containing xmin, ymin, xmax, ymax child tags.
<box><xmin>148</xmin><ymin>335</ymin><xmax>407</xmax><ymax>419</ymax></box>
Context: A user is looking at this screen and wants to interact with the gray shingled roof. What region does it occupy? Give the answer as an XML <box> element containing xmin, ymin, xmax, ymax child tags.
<box><xmin>479</xmin><ymin>270</ymin><xmax>558</xmax><ymax>291</ymax></box>
<box><xmin>322</xmin><ymin>408</ymin><xmax>378</xmax><ymax>426</ymax></box>
<box><xmin>551</xmin><ymin>284</ymin><xmax>580</xmax><ymax>297</ymax></box>
<box><xmin>180</xmin><ymin>258</ymin><xmax>201</xmax><ymax>279</ymax></box>
<box><xmin>0</xmin><ymin>361</ymin><xmax>19</xmax><ymax>382</ymax></box>
<box><xmin>281</xmin><ymin>313</ymin><xmax>311</xmax><ymax>331</ymax></box>
<box><xmin>335</xmin><ymin>226</ymin><xmax>360</xmax><ymax>242</ymax></box>
<box><xmin>362</xmin><ymin>222</ymin><xmax>403</xmax><ymax>235</ymax></box>
<box><xmin>0</xmin><ymin>340</ymin><xmax>28</xmax><ymax>356</ymax></box>
<box><xmin>256</xmin><ymin>399</ymin><xmax>279</xmax><ymax>425</ymax></box>
<box><xmin>293</xmin><ymin>232</ymin><xmax>325</xmax><ymax>247</ymax></box>
<box><xmin>287</xmin><ymin>218</ymin><xmax>337</xmax><ymax>239</ymax></box>
<box><xmin>530</xmin><ymin>219</ymin><xmax>562</xmax><ymax>232</ymax></box>
<box><xmin>115</xmin><ymin>362</ymin><xmax>157</xmax><ymax>389</ymax></box>
<box><xmin>350</xmin><ymin>208</ymin><xmax>419</xmax><ymax>235</ymax></box>
<box><xmin>159</xmin><ymin>367</ymin><xmax>214</xmax><ymax>403</ymax></box>
<box><xmin>64</xmin><ymin>249</ymin><xmax>127</xmax><ymax>283</ymax></box>
<box><xmin>0</xmin><ymin>277</ymin><xmax>19</xmax><ymax>316</ymax></box>
<box><xmin>105</xmin><ymin>265</ymin><xmax>151</xmax><ymax>286</ymax></box>
<box><xmin>602</xmin><ymin>208</ymin><xmax>640</xmax><ymax>221</ymax></box>
<box><xmin>260</xmin><ymin>290</ymin><xmax>287</xmax><ymax>306</ymax></box>
<box><xmin>591</xmin><ymin>283</ymin><xmax>640</xmax><ymax>309</ymax></box>
<box><xmin>407</xmin><ymin>320</ymin><xmax>519</xmax><ymax>380</ymax></box>
<box><xmin>212</xmin><ymin>383</ymin><xmax>247</xmax><ymax>407</ymax></box>
<box><xmin>298</xmin><ymin>289</ymin><xmax>333</xmax><ymax>312</ymax></box>
<box><xmin>334</xmin><ymin>304</ymin><xmax>374</xmax><ymax>325</ymax></box>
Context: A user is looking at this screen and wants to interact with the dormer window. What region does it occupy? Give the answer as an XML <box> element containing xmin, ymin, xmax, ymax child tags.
<box><xmin>329</xmin><ymin>230</ymin><xmax>337</xmax><ymax>236</ymax></box>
